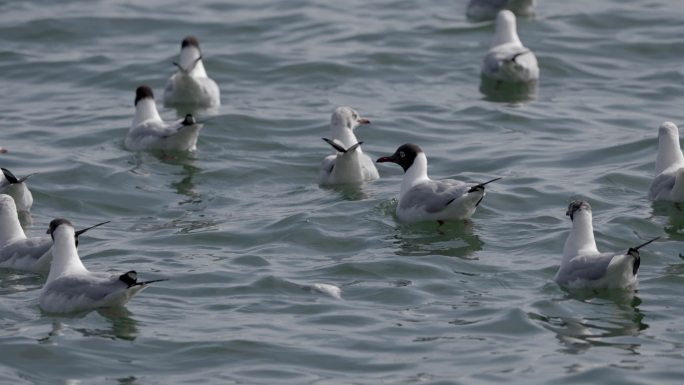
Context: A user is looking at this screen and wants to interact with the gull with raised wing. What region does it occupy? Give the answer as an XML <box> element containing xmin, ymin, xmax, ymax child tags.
<box><xmin>481</xmin><ymin>10</ymin><xmax>538</xmax><ymax>83</ymax></box>
<box><xmin>126</xmin><ymin>86</ymin><xmax>203</xmax><ymax>152</ymax></box>
<box><xmin>0</xmin><ymin>167</ymin><xmax>34</xmax><ymax>212</ymax></box>
<box><xmin>0</xmin><ymin>195</ymin><xmax>108</xmax><ymax>274</ymax></box>
<box><xmin>163</xmin><ymin>36</ymin><xmax>220</xmax><ymax>108</ymax></box>
<box><xmin>649</xmin><ymin>122</ymin><xmax>684</xmax><ymax>202</ymax></box>
<box><xmin>39</xmin><ymin>219</ymin><xmax>165</xmax><ymax>313</ymax></box>
<box><xmin>376</xmin><ymin>144</ymin><xmax>500</xmax><ymax>223</ymax></box>
<box><xmin>555</xmin><ymin>200</ymin><xmax>659</xmax><ymax>289</ymax></box>
<box><xmin>319</xmin><ymin>107</ymin><xmax>379</xmax><ymax>185</ymax></box>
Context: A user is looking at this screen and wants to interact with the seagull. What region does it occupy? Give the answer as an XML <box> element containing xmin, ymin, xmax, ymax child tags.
<box><xmin>466</xmin><ymin>0</ymin><xmax>535</xmax><ymax>21</ymax></box>
<box><xmin>649</xmin><ymin>122</ymin><xmax>684</xmax><ymax>201</ymax></box>
<box><xmin>126</xmin><ymin>85</ymin><xmax>203</xmax><ymax>152</ymax></box>
<box><xmin>376</xmin><ymin>143</ymin><xmax>500</xmax><ymax>223</ymax></box>
<box><xmin>39</xmin><ymin>218</ymin><xmax>165</xmax><ymax>313</ymax></box>
<box><xmin>481</xmin><ymin>10</ymin><xmax>539</xmax><ymax>83</ymax></box>
<box><xmin>555</xmin><ymin>200</ymin><xmax>659</xmax><ymax>289</ymax></box>
<box><xmin>163</xmin><ymin>36</ymin><xmax>220</xmax><ymax>108</ymax></box>
<box><xmin>0</xmin><ymin>195</ymin><xmax>109</xmax><ymax>274</ymax></box>
<box><xmin>319</xmin><ymin>107</ymin><xmax>379</xmax><ymax>185</ymax></box>
<box><xmin>0</xmin><ymin>167</ymin><xmax>34</xmax><ymax>212</ymax></box>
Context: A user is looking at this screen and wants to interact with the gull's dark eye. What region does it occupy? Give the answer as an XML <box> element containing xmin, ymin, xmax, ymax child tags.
<box><xmin>352</xmin><ymin>113</ymin><xmax>358</xmax><ymax>119</ymax></box>
<box><xmin>399</xmin><ymin>151</ymin><xmax>405</xmax><ymax>158</ymax></box>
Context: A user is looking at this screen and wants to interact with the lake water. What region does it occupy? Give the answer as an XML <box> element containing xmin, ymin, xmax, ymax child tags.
<box><xmin>2</xmin><ymin>0</ymin><xmax>684</xmax><ymax>384</ymax></box>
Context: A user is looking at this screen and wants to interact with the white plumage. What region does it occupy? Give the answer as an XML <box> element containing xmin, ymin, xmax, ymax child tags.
<box><xmin>318</xmin><ymin>107</ymin><xmax>379</xmax><ymax>185</ymax></box>
<box><xmin>0</xmin><ymin>168</ymin><xmax>33</xmax><ymax>213</ymax></box>
<box><xmin>481</xmin><ymin>10</ymin><xmax>539</xmax><ymax>83</ymax></box>
<box><xmin>649</xmin><ymin>122</ymin><xmax>684</xmax><ymax>201</ymax></box>
<box><xmin>163</xmin><ymin>36</ymin><xmax>220</xmax><ymax>109</ymax></box>
<box><xmin>126</xmin><ymin>86</ymin><xmax>203</xmax><ymax>152</ymax></box>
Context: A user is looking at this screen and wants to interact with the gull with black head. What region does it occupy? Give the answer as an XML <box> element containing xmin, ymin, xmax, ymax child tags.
<box><xmin>39</xmin><ymin>218</ymin><xmax>165</xmax><ymax>313</ymax></box>
<box><xmin>377</xmin><ymin>144</ymin><xmax>500</xmax><ymax>223</ymax></box>
<box><xmin>555</xmin><ymin>200</ymin><xmax>659</xmax><ymax>289</ymax></box>
<box><xmin>163</xmin><ymin>35</ymin><xmax>220</xmax><ymax>108</ymax></box>
<box><xmin>126</xmin><ymin>85</ymin><xmax>203</xmax><ymax>152</ymax></box>
<box><xmin>319</xmin><ymin>107</ymin><xmax>379</xmax><ymax>185</ymax></box>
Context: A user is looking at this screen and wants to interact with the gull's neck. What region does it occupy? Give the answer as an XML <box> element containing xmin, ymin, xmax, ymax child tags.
<box><xmin>400</xmin><ymin>153</ymin><xmax>430</xmax><ymax>199</ymax></box>
<box><xmin>179</xmin><ymin>46</ymin><xmax>208</xmax><ymax>78</ymax></box>
<box><xmin>492</xmin><ymin>19</ymin><xmax>522</xmax><ymax>48</ymax></box>
<box><xmin>46</xmin><ymin>228</ymin><xmax>88</xmax><ymax>283</ymax></box>
<box><xmin>655</xmin><ymin>130</ymin><xmax>684</xmax><ymax>175</ymax></box>
<box><xmin>133</xmin><ymin>98</ymin><xmax>162</xmax><ymax>127</ymax></box>
<box><xmin>0</xmin><ymin>213</ymin><xmax>25</xmax><ymax>244</ymax></box>
<box><xmin>563</xmin><ymin>210</ymin><xmax>599</xmax><ymax>260</ymax></box>
<box><xmin>331</xmin><ymin>123</ymin><xmax>359</xmax><ymax>149</ymax></box>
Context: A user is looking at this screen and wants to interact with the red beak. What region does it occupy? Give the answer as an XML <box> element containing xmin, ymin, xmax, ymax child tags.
<box><xmin>357</xmin><ymin>118</ymin><xmax>371</xmax><ymax>125</ymax></box>
<box><xmin>376</xmin><ymin>155</ymin><xmax>396</xmax><ymax>163</ymax></box>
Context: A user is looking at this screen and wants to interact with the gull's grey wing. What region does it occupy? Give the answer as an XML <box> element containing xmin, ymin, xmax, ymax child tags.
<box><xmin>400</xmin><ymin>180</ymin><xmax>470</xmax><ymax>213</ymax></box>
<box><xmin>44</xmin><ymin>273</ymin><xmax>127</xmax><ymax>302</ymax></box>
<box><xmin>649</xmin><ymin>171</ymin><xmax>675</xmax><ymax>200</ymax></box>
<box><xmin>555</xmin><ymin>253</ymin><xmax>617</xmax><ymax>284</ymax></box>
<box><xmin>484</xmin><ymin>45</ymin><xmax>531</xmax><ymax>73</ymax></box>
<box><xmin>0</xmin><ymin>237</ymin><xmax>52</xmax><ymax>271</ymax></box>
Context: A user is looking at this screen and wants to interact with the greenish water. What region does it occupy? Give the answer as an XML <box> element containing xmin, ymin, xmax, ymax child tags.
<box><xmin>2</xmin><ymin>0</ymin><xmax>684</xmax><ymax>384</ymax></box>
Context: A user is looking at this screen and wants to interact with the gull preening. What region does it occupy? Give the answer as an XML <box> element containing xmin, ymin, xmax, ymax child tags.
<box><xmin>163</xmin><ymin>36</ymin><xmax>220</xmax><ymax>108</ymax></box>
<box><xmin>555</xmin><ymin>200</ymin><xmax>659</xmax><ymax>289</ymax></box>
<box><xmin>0</xmin><ymin>167</ymin><xmax>34</xmax><ymax>212</ymax></box>
<box><xmin>376</xmin><ymin>143</ymin><xmax>500</xmax><ymax>223</ymax></box>
<box><xmin>126</xmin><ymin>86</ymin><xmax>203</xmax><ymax>152</ymax></box>
<box><xmin>467</xmin><ymin>0</ymin><xmax>535</xmax><ymax>21</ymax></box>
<box><xmin>39</xmin><ymin>219</ymin><xmax>165</xmax><ymax>313</ymax></box>
<box><xmin>481</xmin><ymin>10</ymin><xmax>539</xmax><ymax>83</ymax></box>
<box><xmin>319</xmin><ymin>107</ymin><xmax>379</xmax><ymax>185</ymax></box>
<box><xmin>649</xmin><ymin>122</ymin><xmax>684</xmax><ymax>202</ymax></box>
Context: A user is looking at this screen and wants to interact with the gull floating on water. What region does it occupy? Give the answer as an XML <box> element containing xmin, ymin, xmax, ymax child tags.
<box><xmin>39</xmin><ymin>218</ymin><xmax>165</xmax><ymax>313</ymax></box>
<box><xmin>467</xmin><ymin>0</ymin><xmax>535</xmax><ymax>21</ymax></box>
<box><xmin>649</xmin><ymin>122</ymin><xmax>684</xmax><ymax>202</ymax></box>
<box><xmin>0</xmin><ymin>195</ymin><xmax>109</xmax><ymax>274</ymax></box>
<box><xmin>319</xmin><ymin>107</ymin><xmax>379</xmax><ymax>185</ymax></box>
<box><xmin>376</xmin><ymin>144</ymin><xmax>500</xmax><ymax>223</ymax></box>
<box><xmin>163</xmin><ymin>36</ymin><xmax>220</xmax><ymax>108</ymax></box>
<box><xmin>126</xmin><ymin>86</ymin><xmax>203</xmax><ymax>152</ymax></box>
<box><xmin>0</xmin><ymin>167</ymin><xmax>34</xmax><ymax>212</ymax></box>
<box><xmin>481</xmin><ymin>10</ymin><xmax>539</xmax><ymax>83</ymax></box>
<box><xmin>554</xmin><ymin>200</ymin><xmax>659</xmax><ymax>289</ymax></box>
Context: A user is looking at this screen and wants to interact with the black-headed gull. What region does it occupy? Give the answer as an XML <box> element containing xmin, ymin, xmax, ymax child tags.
<box><xmin>649</xmin><ymin>122</ymin><xmax>684</xmax><ymax>202</ymax></box>
<box><xmin>555</xmin><ymin>200</ymin><xmax>659</xmax><ymax>289</ymax></box>
<box><xmin>481</xmin><ymin>10</ymin><xmax>539</xmax><ymax>83</ymax></box>
<box><xmin>39</xmin><ymin>218</ymin><xmax>165</xmax><ymax>313</ymax></box>
<box><xmin>0</xmin><ymin>167</ymin><xmax>34</xmax><ymax>212</ymax></box>
<box><xmin>163</xmin><ymin>36</ymin><xmax>220</xmax><ymax>108</ymax></box>
<box><xmin>126</xmin><ymin>86</ymin><xmax>203</xmax><ymax>152</ymax></box>
<box><xmin>376</xmin><ymin>143</ymin><xmax>499</xmax><ymax>223</ymax></box>
<box><xmin>319</xmin><ymin>107</ymin><xmax>379</xmax><ymax>185</ymax></box>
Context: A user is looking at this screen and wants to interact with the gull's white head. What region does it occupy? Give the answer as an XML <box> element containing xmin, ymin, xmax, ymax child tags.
<box><xmin>563</xmin><ymin>200</ymin><xmax>598</xmax><ymax>258</ymax></box>
<box><xmin>330</xmin><ymin>107</ymin><xmax>370</xmax><ymax>147</ymax></box>
<box><xmin>177</xmin><ymin>36</ymin><xmax>208</xmax><ymax>78</ymax></box>
<box><xmin>0</xmin><ymin>194</ymin><xmax>24</xmax><ymax>241</ymax></box>
<box><xmin>47</xmin><ymin>218</ymin><xmax>76</xmax><ymax>244</ymax></box>
<box><xmin>492</xmin><ymin>10</ymin><xmax>522</xmax><ymax>48</ymax></box>
<box><xmin>655</xmin><ymin>121</ymin><xmax>684</xmax><ymax>175</ymax></box>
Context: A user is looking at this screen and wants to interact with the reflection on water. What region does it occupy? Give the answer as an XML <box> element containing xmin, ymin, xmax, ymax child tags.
<box><xmin>531</xmin><ymin>289</ymin><xmax>647</xmax><ymax>354</ymax></box>
<box><xmin>393</xmin><ymin>220</ymin><xmax>484</xmax><ymax>259</ymax></box>
<box><xmin>479</xmin><ymin>76</ymin><xmax>538</xmax><ymax>103</ymax></box>
<box><xmin>320</xmin><ymin>183</ymin><xmax>371</xmax><ymax>201</ymax></box>
<box><xmin>651</xmin><ymin>201</ymin><xmax>684</xmax><ymax>238</ymax></box>
<box><xmin>38</xmin><ymin>308</ymin><xmax>139</xmax><ymax>343</ymax></box>
<box><xmin>170</xmin><ymin>164</ymin><xmax>201</xmax><ymax>201</ymax></box>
